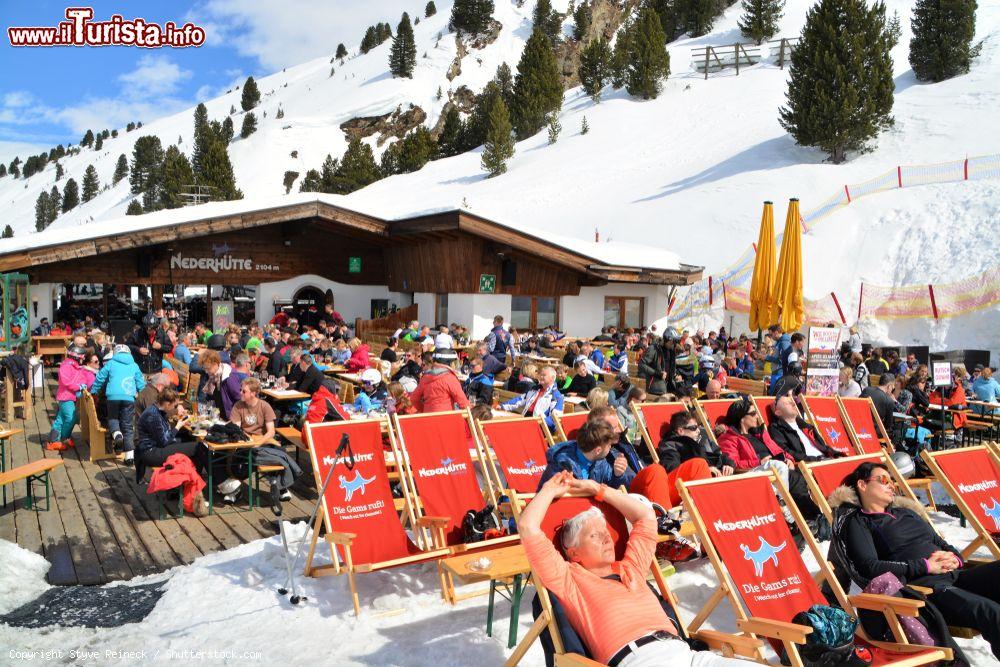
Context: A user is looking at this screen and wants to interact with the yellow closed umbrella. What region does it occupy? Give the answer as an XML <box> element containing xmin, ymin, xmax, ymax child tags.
<box><xmin>749</xmin><ymin>201</ymin><xmax>777</xmax><ymax>332</ymax></box>
<box><xmin>774</xmin><ymin>198</ymin><xmax>804</xmax><ymax>332</ymax></box>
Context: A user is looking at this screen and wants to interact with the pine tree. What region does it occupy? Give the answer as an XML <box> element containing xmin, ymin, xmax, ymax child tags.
<box><xmin>276</xmin><ymin>106</ymin><xmax>285</xmax><ymax>119</ymax></box>
<box><xmin>533</xmin><ymin>0</ymin><xmax>562</xmax><ymax>45</ymax></box>
<box><xmin>909</xmin><ymin>0</ymin><xmax>977</xmax><ymax>82</ymax></box>
<box><xmin>48</xmin><ymin>186</ymin><xmax>60</xmax><ymax>222</ymax></box>
<box><xmin>579</xmin><ymin>37</ymin><xmax>612</xmax><ymax>101</ymax></box>
<box><xmin>81</xmin><ymin>165</ymin><xmax>100</xmax><ymax>202</ymax></box>
<box><xmin>299</xmin><ymin>169</ymin><xmax>322</xmax><ymax>192</ymax></box>
<box><xmin>61</xmin><ymin>178</ymin><xmax>79</xmax><ymax>212</ymax></box>
<box><xmin>437</xmin><ymin>107</ymin><xmax>464</xmax><ymax>157</ymax></box>
<box><xmin>626</xmin><ymin>7</ymin><xmax>671</xmax><ymax>99</ymax></box>
<box><xmin>111</xmin><ymin>129</ymin><xmax>118</xmax><ymax>138</ymax></box>
<box><xmin>8</xmin><ymin>157</ymin><xmax>20</xmax><ymax>178</ymax></box>
<box><xmin>581</xmin><ymin>115</ymin><xmax>590</xmax><ymax>134</ymax></box>
<box><xmin>130</xmin><ymin>135</ymin><xmax>165</xmax><ymax>195</ymax></box>
<box><xmin>466</xmin><ymin>81</ymin><xmax>503</xmax><ymax>149</ymax></box>
<box><xmin>573</xmin><ymin>1</ymin><xmax>593</xmax><ymax>40</ymax></box>
<box><xmin>2</xmin><ymin>225</ymin><xmax>12</xmax><ymax>238</ymax></box>
<box><xmin>780</xmin><ymin>0</ymin><xmax>895</xmax><ymax>163</ymax></box>
<box><xmin>511</xmin><ymin>28</ymin><xmax>564</xmax><ymax>139</ymax></box>
<box><xmin>450</xmin><ymin>0</ymin><xmax>495</xmax><ymax>36</ymax></box>
<box><xmin>547</xmin><ymin>114</ymin><xmax>562</xmax><ymax>143</ymax></box>
<box><xmin>739</xmin><ymin>0</ymin><xmax>785</xmax><ymax>44</ymax></box>
<box><xmin>610</xmin><ymin>15</ymin><xmax>634</xmax><ymax>88</ymax></box>
<box><xmin>81</xmin><ymin>129</ymin><xmax>94</xmax><ymax>147</ymax></box>
<box><xmin>332</xmin><ymin>138</ymin><xmax>381</xmax><ymax>193</ymax></box>
<box><xmin>192</xmin><ymin>103</ymin><xmax>210</xmax><ymax>176</ymax></box>
<box><xmin>390</xmin><ymin>12</ymin><xmax>418</xmax><ymax>77</ymax></box>
<box><xmin>241</xmin><ymin>76</ymin><xmax>261</xmax><ymax>111</ymax></box>
<box><xmin>380</xmin><ymin>144</ymin><xmax>401</xmax><ymax>177</ymax></box>
<box><xmin>437</xmin><ymin>86</ymin><xmax>443</xmax><ymax>100</ymax></box>
<box><xmin>397</xmin><ymin>126</ymin><xmax>437</xmax><ymax>172</ymax></box>
<box><xmin>336</xmin><ymin>43</ymin><xmax>348</xmax><ymax>59</ymax></box>
<box><xmin>240</xmin><ymin>112</ymin><xmax>258</xmax><ymax>138</ymax></box>
<box><xmin>113</xmin><ymin>154</ymin><xmax>129</xmax><ymax>185</ymax></box>
<box><xmin>361</xmin><ymin>26</ymin><xmax>377</xmax><ymax>53</ymax></box>
<box><xmin>200</xmin><ymin>137</ymin><xmax>242</xmax><ymax>200</ymax></box>
<box><xmin>481</xmin><ymin>96</ymin><xmax>514</xmax><ymax>176</ymax></box>
<box><xmin>320</xmin><ymin>154</ymin><xmax>339</xmax><ymax>191</ymax></box>
<box><xmin>426</xmin><ymin>1</ymin><xmax>437</xmax><ymax>17</ymax></box>
<box><xmin>55</xmin><ymin>162</ymin><xmax>64</xmax><ymax>181</ymax></box>
<box><xmin>221</xmin><ymin>116</ymin><xmax>235</xmax><ymax>144</ymax></box>
<box><xmin>495</xmin><ymin>62</ymin><xmax>515</xmax><ymax>108</ymax></box>
<box><xmin>94</xmin><ymin>134</ymin><xmax>103</xmax><ymax>151</ymax></box>
<box><xmin>160</xmin><ymin>145</ymin><xmax>194</xmax><ymax>209</ymax></box>
<box><xmin>35</xmin><ymin>191</ymin><xmax>50</xmax><ymax>231</ymax></box>
<box><xmin>126</xmin><ymin>199</ymin><xmax>143</xmax><ymax>215</ymax></box>
<box><xmin>0</xmin><ymin>163</ymin><xmax>6</xmax><ymax>178</ymax></box>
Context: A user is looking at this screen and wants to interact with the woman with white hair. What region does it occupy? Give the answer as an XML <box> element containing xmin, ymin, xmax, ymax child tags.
<box><xmin>519</xmin><ymin>471</ymin><xmax>746</xmax><ymax>666</ymax></box>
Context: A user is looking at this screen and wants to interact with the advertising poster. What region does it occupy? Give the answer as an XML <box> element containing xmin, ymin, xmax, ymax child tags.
<box><xmin>804</xmin><ymin>327</ymin><xmax>841</xmax><ymax>396</ymax></box>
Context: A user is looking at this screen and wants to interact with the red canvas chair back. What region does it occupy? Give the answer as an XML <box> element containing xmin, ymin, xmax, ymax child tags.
<box><xmin>839</xmin><ymin>398</ymin><xmax>886</xmax><ymax>454</ymax></box>
<box><xmin>480</xmin><ymin>418</ymin><xmax>550</xmax><ymax>494</ymax></box>
<box><xmin>686</xmin><ymin>474</ymin><xmax>827</xmax><ymax>622</ymax></box>
<box><xmin>636</xmin><ymin>402</ymin><xmax>688</xmax><ymax>443</ymax></box>
<box><xmin>808</xmin><ymin>454</ymin><xmax>883</xmax><ymax>499</ymax></box>
<box><xmin>535</xmin><ymin>495</ymin><xmax>630</xmax><ymax>561</ymax></box>
<box><xmin>803</xmin><ymin>396</ymin><xmax>854</xmax><ymax>456</ymax></box>
<box><xmin>395</xmin><ymin>412</ymin><xmax>487</xmax><ymax>545</ymax></box>
<box><xmin>558</xmin><ymin>411</ymin><xmax>590</xmax><ymax>441</ymax></box>
<box><xmin>753</xmin><ymin>396</ymin><xmax>777</xmax><ymax>429</ymax></box>
<box><xmin>698</xmin><ymin>399</ymin><xmax>736</xmax><ymax>431</ymax></box>
<box><xmin>306</xmin><ymin>420</ymin><xmax>418</xmax><ymax>565</ymax></box>
<box><xmin>930</xmin><ymin>448</ymin><xmax>1000</xmax><ymax>534</ymax></box>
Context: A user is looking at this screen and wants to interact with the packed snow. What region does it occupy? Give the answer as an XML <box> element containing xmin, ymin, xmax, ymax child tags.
<box><xmin>1</xmin><ymin>497</ymin><xmax>996</xmax><ymax>666</ymax></box>
<box><xmin>0</xmin><ymin>0</ymin><xmax>997</xmax><ymax>349</ymax></box>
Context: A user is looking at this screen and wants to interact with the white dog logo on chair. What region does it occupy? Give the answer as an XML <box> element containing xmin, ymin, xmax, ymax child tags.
<box><xmin>340</xmin><ymin>470</ymin><xmax>376</xmax><ymax>502</ymax></box>
<box><xmin>740</xmin><ymin>536</ymin><xmax>787</xmax><ymax>576</ymax></box>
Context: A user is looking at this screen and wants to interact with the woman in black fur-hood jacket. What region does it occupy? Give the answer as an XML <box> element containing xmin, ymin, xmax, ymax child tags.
<box><xmin>827</xmin><ymin>463</ymin><xmax>1000</xmax><ymax>661</ymax></box>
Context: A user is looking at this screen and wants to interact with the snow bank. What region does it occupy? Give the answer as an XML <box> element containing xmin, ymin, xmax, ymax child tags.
<box><xmin>0</xmin><ymin>539</ymin><xmax>50</xmax><ymax>615</ymax></box>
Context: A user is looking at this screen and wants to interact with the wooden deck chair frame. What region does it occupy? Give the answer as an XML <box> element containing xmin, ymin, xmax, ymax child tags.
<box><xmin>630</xmin><ymin>401</ymin><xmax>690</xmax><ymax>464</ymax></box>
<box><xmin>800</xmin><ymin>396</ymin><xmax>858</xmax><ymax>458</ymax></box>
<box><xmin>391</xmin><ymin>409</ymin><xmax>521</xmax><ymax>604</ymax></box>
<box><xmin>474</xmin><ymin>415</ymin><xmax>554</xmax><ymax>508</ymax></box>
<box><xmin>838</xmin><ymin>396</ymin><xmax>936</xmax><ymax>509</ymax></box>
<box><xmin>554</xmin><ymin>409</ymin><xmax>590</xmax><ymax>443</ymax></box>
<box><xmin>921</xmin><ymin>446</ymin><xmax>1000</xmax><ymax>560</ymax></box>
<box><xmin>798</xmin><ymin>452</ymin><xmax>982</xmax><ymax>640</ymax></box>
<box><xmin>692</xmin><ymin>398</ymin><xmax>737</xmax><ymax>447</ymax></box>
<box><xmin>678</xmin><ymin>470</ymin><xmax>953</xmax><ymax>666</ymax></box>
<box><xmin>300</xmin><ymin>419</ymin><xmax>452</xmax><ymax>616</ymax></box>
<box><xmin>503</xmin><ymin>491</ymin><xmax>761</xmax><ymax>667</ymax></box>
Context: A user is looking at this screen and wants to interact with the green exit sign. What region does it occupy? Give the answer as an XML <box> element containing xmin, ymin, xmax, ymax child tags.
<box><xmin>348</xmin><ymin>256</ymin><xmax>362</xmax><ymax>273</ymax></box>
<box><xmin>479</xmin><ymin>273</ymin><xmax>496</xmax><ymax>293</ymax></box>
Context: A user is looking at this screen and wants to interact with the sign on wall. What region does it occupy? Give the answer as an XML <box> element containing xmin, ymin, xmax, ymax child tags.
<box><xmin>348</xmin><ymin>256</ymin><xmax>362</xmax><ymax>274</ymax></box>
<box><xmin>479</xmin><ymin>273</ymin><xmax>496</xmax><ymax>294</ymax></box>
<box><xmin>804</xmin><ymin>326</ymin><xmax>841</xmax><ymax>396</ymax></box>
<box><xmin>212</xmin><ymin>300</ymin><xmax>234</xmax><ymax>332</ymax></box>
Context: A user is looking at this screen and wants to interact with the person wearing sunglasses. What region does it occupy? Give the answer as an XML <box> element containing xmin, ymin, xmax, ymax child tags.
<box><xmin>829</xmin><ymin>462</ymin><xmax>1000</xmax><ymax>659</ymax></box>
<box><xmin>654</xmin><ymin>411</ymin><xmax>735</xmax><ymax>508</ymax></box>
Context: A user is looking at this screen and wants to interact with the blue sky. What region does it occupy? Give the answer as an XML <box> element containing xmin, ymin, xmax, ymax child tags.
<box><xmin>0</xmin><ymin>0</ymin><xmax>415</xmax><ymax>163</ymax></box>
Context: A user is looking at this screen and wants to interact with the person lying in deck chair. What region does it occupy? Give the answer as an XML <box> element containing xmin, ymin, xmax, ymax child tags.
<box><xmin>519</xmin><ymin>471</ymin><xmax>747</xmax><ymax>666</ymax></box>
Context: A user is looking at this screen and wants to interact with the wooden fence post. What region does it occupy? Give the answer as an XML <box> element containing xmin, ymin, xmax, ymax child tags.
<box><xmin>705</xmin><ymin>45</ymin><xmax>710</xmax><ymax>79</ymax></box>
<box><xmin>779</xmin><ymin>39</ymin><xmax>787</xmax><ymax>69</ymax></box>
<box><xmin>735</xmin><ymin>44</ymin><xmax>740</xmax><ymax>75</ymax></box>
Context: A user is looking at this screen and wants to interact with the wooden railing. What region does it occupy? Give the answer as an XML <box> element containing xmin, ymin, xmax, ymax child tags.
<box><xmin>354</xmin><ymin>304</ymin><xmax>419</xmax><ymax>341</ymax></box>
<box><xmin>691</xmin><ymin>37</ymin><xmax>799</xmax><ymax>78</ymax></box>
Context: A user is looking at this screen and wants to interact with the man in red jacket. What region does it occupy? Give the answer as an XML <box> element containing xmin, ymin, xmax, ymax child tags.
<box><xmin>410</xmin><ymin>352</ymin><xmax>470</xmax><ymax>414</ymax></box>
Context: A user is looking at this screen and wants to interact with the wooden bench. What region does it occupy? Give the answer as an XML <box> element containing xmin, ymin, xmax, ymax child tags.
<box><xmin>78</xmin><ymin>390</ymin><xmax>114</xmax><ymax>462</ymax></box>
<box><xmin>726</xmin><ymin>377</ymin><xmax>767</xmax><ymax>396</ymax></box>
<box><xmin>0</xmin><ymin>458</ymin><xmax>64</xmax><ymax>510</ymax></box>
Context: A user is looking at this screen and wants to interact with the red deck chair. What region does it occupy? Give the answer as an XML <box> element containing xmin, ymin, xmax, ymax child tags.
<box><xmin>631</xmin><ymin>401</ymin><xmax>688</xmax><ymax>463</ymax></box>
<box><xmin>694</xmin><ymin>398</ymin><xmax>736</xmax><ymax>446</ymax></box>
<box><xmin>754</xmin><ymin>396</ymin><xmax>778</xmax><ymax>429</ymax></box>
<box><xmin>921</xmin><ymin>446</ymin><xmax>1000</xmax><ymax>560</ymax></box>
<box><xmin>678</xmin><ymin>471</ymin><xmax>952</xmax><ymax>666</ymax></box>
<box><xmin>555</xmin><ymin>410</ymin><xmax>590</xmax><ymax>443</ymax></box>
<box><xmin>797</xmin><ymin>453</ymin><xmax>918</xmax><ymax>523</ymax></box>
<box><xmin>838</xmin><ymin>397</ymin><xmax>937</xmax><ymax>508</ymax></box>
<box><xmin>476</xmin><ymin>415</ymin><xmax>554</xmax><ymax>503</ymax></box>
<box><xmin>802</xmin><ymin>396</ymin><xmax>855</xmax><ymax>456</ymax></box>
<box><xmin>503</xmin><ymin>493</ymin><xmax>743</xmax><ymax>667</ymax></box>
<box><xmin>301</xmin><ymin>419</ymin><xmax>450</xmax><ymax>615</ymax></box>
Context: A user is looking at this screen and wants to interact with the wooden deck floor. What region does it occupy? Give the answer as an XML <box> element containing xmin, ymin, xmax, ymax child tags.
<box><xmin>0</xmin><ymin>371</ymin><xmax>318</xmax><ymax>586</ymax></box>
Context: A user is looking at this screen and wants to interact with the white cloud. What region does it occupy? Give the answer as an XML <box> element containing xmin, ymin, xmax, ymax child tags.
<box><xmin>189</xmin><ymin>0</ymin><xmax>410</xmax><ymax>71</ymax></box>
<box><xmin>0</xmin><ymin>140</ymin><xmax>50</xmax><ymax>165</ymax></box>
<box><xmin>118</xmin><ymin>55</ymin><xmax>193</xmax><ymax>99</ymax></box>
<box><xmin>3</xmin><ymin>92</ymin><xmax>35</xmax><ymax>108</ymax></box>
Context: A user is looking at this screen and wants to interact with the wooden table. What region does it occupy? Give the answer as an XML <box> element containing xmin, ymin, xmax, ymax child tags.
<box><xmin>322</xmin><ymin>365</ymin><xmax>347</xmax><ymax>375</ymax></box>
<box><xmin>261</xmin><ymin>388</ymin><xmax>311</xmax><ymax>402</ymax></box>
<box><xmin>440</xmin><ymin>544</ymin><xmax>531</xmax><ymax>648</ymax></box>
<box><xmin>33</xmin><ymin>335</ymin><xmax>72</xmax><ymax>360</ymax></box>
<box><xmin>195</xmin><ymin>433</ymin><xmax>277</xmax><ymax>514</ymax></box>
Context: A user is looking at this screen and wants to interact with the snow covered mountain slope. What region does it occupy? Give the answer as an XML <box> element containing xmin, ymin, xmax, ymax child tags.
<box><xmin>1</xmin><ymin>0</ymin><xmax>998</xmax><ymax>347</ymax></box>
